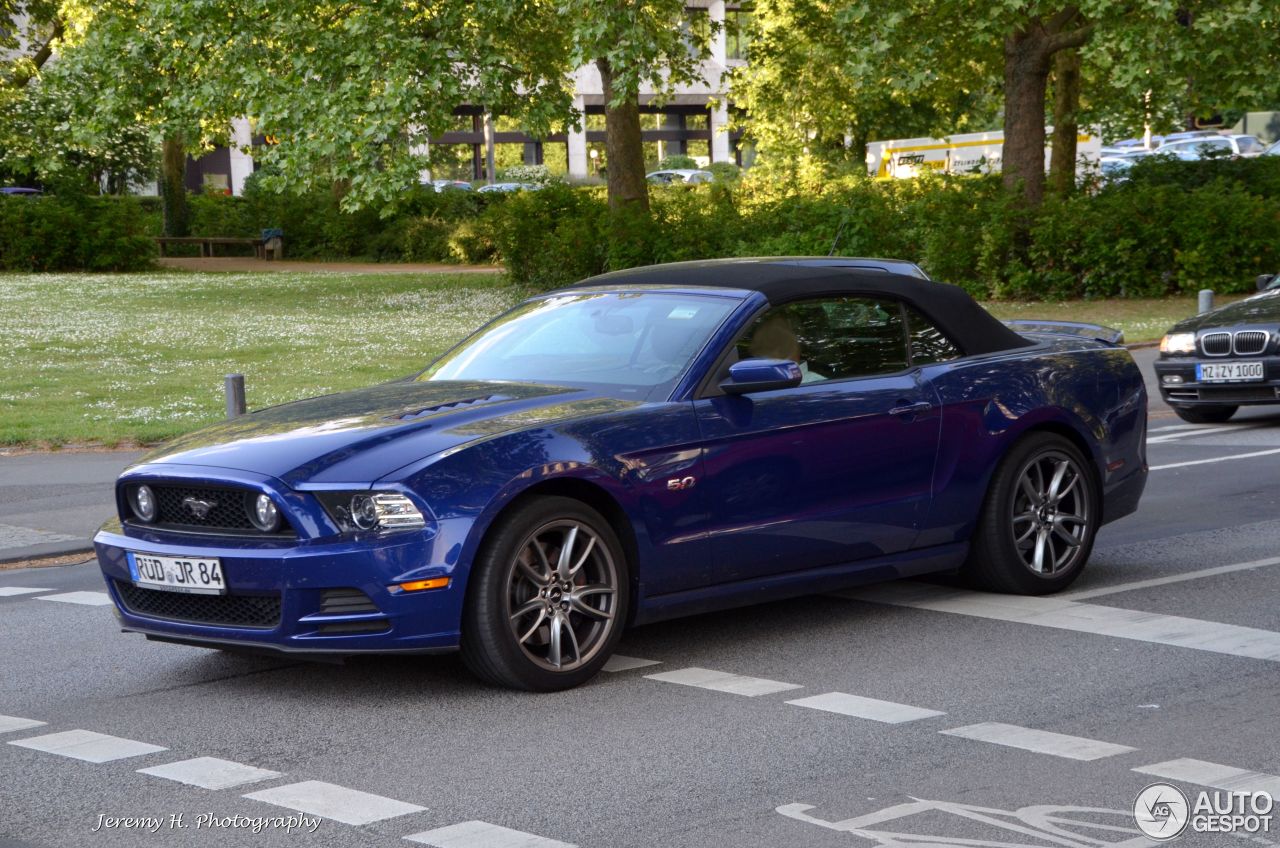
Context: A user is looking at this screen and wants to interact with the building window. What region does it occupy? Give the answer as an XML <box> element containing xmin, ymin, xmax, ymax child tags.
<box><xmin>726</xmin><ymin>5</ymin><xmax>753</xmax><ymax>61</ymax></box>
<box><xmin>681</xmin><ymin>7</ymin><xmax>712</xmax><ymax>60</ymax></box>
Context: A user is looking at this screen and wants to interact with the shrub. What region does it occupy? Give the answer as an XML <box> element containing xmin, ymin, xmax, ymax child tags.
<box><xmin>707</xmin><ymin>161</ymin><xmax>741</xmax><ymax>182</ymax></box>
<box><xmin>0</xmin><ymin>195</ymin><xmax>154</xmax><ymax>271</ymax></box>
<box><xmin>448</xmin><ymin>218</ymin><xmax>498</xmax><ymax>264</ymax></box>
<box><xmin>657</xmin><ymin>154</ymin><xmax>700</xmax><ymax>171</ymax></box>
<box><xmin>484</xmin><ymin>183</ymin><xmax>608</xmax><ymax>287</ymax></box>
<box><xmin>402</xmin><ymin>217</ymin><xmax>455</xmax><ymax>263</ymax></box>
<box><xmin>498</xmin><ymin>164</ymin><xmax>555</xmax><ymax>186</ymax></box>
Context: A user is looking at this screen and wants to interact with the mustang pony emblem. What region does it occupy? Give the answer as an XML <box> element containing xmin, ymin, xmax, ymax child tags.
<box><xmin>181</xmin><ymin>497</ymin><xmax>217</xmax><ymax>520</ymax></box>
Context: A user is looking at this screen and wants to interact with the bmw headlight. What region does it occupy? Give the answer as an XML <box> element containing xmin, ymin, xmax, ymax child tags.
<box><xmin>1160</xmin><ymin>332</ymin><xmax>1196</xmax><ymax>354</ymax></box>
<box><xmin>316</xmin><ymin>491</ymin><xmax>427</xmax><ymax>533</ymax></box>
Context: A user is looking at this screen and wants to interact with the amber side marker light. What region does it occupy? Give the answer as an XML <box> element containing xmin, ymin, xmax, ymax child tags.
<box><xmin>397</xmin><ymin>577</ymin><xmax>450</xmax><ymax>592</ymax></box>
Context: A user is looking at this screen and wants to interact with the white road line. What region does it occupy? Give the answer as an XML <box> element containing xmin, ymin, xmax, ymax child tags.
<box><xmin>1147</xmin><ymin>424</ymin><xmax>1251</xmax><ymax>443</ymax></box>
<box><xmin>405</xmin><ymin>821</ymin><xmax>576</xmax><ymax>848</ymax></box>
<box><xmin>8</xmin><ymin>729</ymin><xmax>167</xmax><ymax>763</ymax></box>
<box><xmin>1151</xmin><ymin>447</ymin><xmax>1280</xmax><ymax>471</ymax></box>
<box><xmin>0</xmin><ymin>587</ymin><xmax>52</xmax><ymax>597</ymax></box>
<box><xmin>645</xmin><ymin>667</ymin><xmax>802</xmax><ymax>697</ymax></box>
<box><xmin>36</xmin><ymin>591</ymin><xmax>113</xmax><ymax>606</ymax></box>
<box><xmin>602</xmin><ymin>655</ymin><xmax>661</xmax><ymax>673</ymax></box>
<box><xmin>1149</xmin><ymin>424</ymin><xmax>1201</xmax><ymax>433</ymax></box>
<box><xmin>139</xmin><ymin>757</ymin><xmax>282</xmax><ymax>790</ymax></box>
<box><xmin>0</xmin><ymin>715</ymin><xmax>45</xmax><ymax>734</ymax></box>
<box><xmin>941</xmin><ymin>722</ymin><xmax>1135</xmax><ymax>761</ymax></box>
<box><xmin>786</xmin><ymin>692</ymin><xmax>944</xmax><ymax>724</ymax></box>
<box><xmin>244</xmin><ymin>780</ymin><xmax>425</xmax><ymax>825</ymax></box>
<box><xmin>1134</xmin><ymin>759</ymin><xmax>1280</xmax><ymax>797</ymax></box>
<box><xmin>843</xmin><ymin>583</ymin><xmax>1280</xmax><ymax>662</ymax></box>
<box><xmin>1062</xmin><ymin>555</ymin><xmax>1280</xmax><ymax>601</ymax></box>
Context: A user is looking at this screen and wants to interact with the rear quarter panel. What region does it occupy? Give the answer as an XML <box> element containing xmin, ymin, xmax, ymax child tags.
<box><xmin>915</xmin><ymin>338</ymin><xmax>1147</xmax><ymax>548</ymax></box>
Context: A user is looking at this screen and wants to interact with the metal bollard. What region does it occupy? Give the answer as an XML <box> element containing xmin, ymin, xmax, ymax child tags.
<box><xmin>1198</xmin><ymin>289</ymin><xmax>1214</xmax><ymax>314</ymax></box>
<box><xmin>224</xmin><ymin>374</ymin><xmax>246</xmax><ymax>418</ymax></box>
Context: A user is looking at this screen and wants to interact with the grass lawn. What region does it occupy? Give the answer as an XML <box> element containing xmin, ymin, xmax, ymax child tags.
<box><xmin>0</xmin><ymin>271</ymin><xmax>517</xmax><ymax>447</ymax></box>
<box><xmin>0</xmin><ymin>270</ymin><xmax>1236</xmax><ymax>448</ymax></box>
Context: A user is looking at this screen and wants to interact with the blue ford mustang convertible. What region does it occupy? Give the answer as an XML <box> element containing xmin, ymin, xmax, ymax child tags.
<box><xmin>94</xmin><ymin>259</ymin><xmax>1148</xmax><ymax>690</ymax></box>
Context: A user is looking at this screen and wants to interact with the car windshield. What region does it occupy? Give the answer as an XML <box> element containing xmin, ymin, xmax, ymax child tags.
<box><xmin>418</xmin><ymin>291</ymin><xmax>739</xmax><ymax>398</ymax></box>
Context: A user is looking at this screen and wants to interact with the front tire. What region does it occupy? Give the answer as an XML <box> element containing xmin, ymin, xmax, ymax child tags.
<box><xmin>461</xmin><ymin>496</ymin><xmax>629</xmax><ymax>691</ymax></box>
<box><xmin>963</xmin><ymin>433</ymin><xmax>1098</xmax><ymax>595</ymax></box>
<box><xmin>1171</xmin><ymin>404</ymin><xmax>1237</xmax><ymax>424</ymax></box>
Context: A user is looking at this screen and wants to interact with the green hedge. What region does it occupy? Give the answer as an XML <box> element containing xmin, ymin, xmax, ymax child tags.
<box><xmin>0</xmin><ymin>195</ymin><xmax>155</xmax><ymax>271</ymax></box>
<box><xmin>8</xmin><ymin>155</ymin><xmax>1278</xmax><ymax>296</ymax></box>
<box><xmin>480</xmin><ymin>156</ymin><xmax>1280</xmax><ymax>299</ymax></box>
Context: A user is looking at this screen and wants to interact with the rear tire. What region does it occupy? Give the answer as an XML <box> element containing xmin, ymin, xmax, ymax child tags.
<box><xmin>962</xmin><ymin>433</ymin><xmax>1098</xmax><ymax>595</ymax></box>
<box><xmin>1171</xmin><ymin>404</ymin><xmax>1237</xmax><ymax>424</ymax></box>
<box><xmin>460</xmin><ymin>496</ymin><xmax>629</xmax><ymax>691</ymax></box>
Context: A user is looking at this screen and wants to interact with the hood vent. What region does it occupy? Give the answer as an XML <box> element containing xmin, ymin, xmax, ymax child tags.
<box><xmin>389</xmin><ymin>394</ymin><xmax>511</xmax><ymax>422</ymax></box>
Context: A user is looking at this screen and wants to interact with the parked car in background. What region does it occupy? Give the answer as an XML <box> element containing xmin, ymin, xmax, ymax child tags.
<box><xmin>428</xmin><ymin>179</ymin><xmax>474</xmax><ymax>193</ymax></box>
<box><xmin>1099</xmin><ymin>157</ymin><xmax>1136</xmax><ymax>181</ymax></box>
<box><xmin>0</xmin><ymin>187</ymin><xmax>42</xmax><ymax>196</ymax></box>
<box><xmin>1157</xmin><ymin>134</ymin><xmax>1266</xmax><ymax>160</ymax></box>
<box><xmin>92</xmin><ymin>258</ymin><xmax>1147</xmax><ymax>691</ymax></box>
<box><xmin>646</xmin><ymin>169</ymin><xmax>714</xmax><ymax>184</ymax></box>
<box><xmin>1155</xmin><ymin>272</ymin><xmax>1280</xmax><ymax>423</ymax></box>
<box><xmin>476</xmin><ymin>182</ymin><xmax>539</xmax><ymax>193</ymax></box>
<box><xmin>1265</xmin><ymin>139</ymin><xmax>1280</xmax><ymax>156</ymax></box>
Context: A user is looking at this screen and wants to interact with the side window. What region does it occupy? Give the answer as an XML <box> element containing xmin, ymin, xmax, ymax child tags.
<box><xmin>735</xmin><ymin>296</ymin><xmax>909</xmax><ymax>383</ymax></box>
<box><xmin>904</xmin><ymin>305</ymin><xmax>961</xmax><ymax>364</ymax></box>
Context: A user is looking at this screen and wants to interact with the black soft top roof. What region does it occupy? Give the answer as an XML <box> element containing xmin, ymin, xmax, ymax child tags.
<box><xmin>573</xmin><ymin>258</ymin><xmax>1032</xmax><ymax>356</ymax></box>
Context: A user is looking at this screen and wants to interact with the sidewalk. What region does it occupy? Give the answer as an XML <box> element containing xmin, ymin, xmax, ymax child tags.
<box><xmin>156</xmin><ymin>257</ymin><xmax>502</xmax><ymax>274</ymax></box>
<box><xmin>0</xmin><ymin>450</ymin><xmax>142</xmax><ymax>563</ymax></box>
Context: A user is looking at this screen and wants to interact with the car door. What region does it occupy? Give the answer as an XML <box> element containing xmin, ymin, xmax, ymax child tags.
<box><xmin>691</xmin><ymin>295</ymin><xmax>943</xmax><ymax>585</ymax></box>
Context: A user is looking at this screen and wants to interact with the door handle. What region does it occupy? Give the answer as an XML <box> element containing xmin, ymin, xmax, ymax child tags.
<box><xmin>889</xmin><ymin>400</ymin><xmax>933</xmax><ymax>418</ymax></box>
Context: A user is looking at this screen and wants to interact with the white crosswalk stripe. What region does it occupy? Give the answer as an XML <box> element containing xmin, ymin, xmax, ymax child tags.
<box><xmin>9</xmin><ymin>729</ymin><xmax>167</xmax><ymax>763</ymax></box>
<box><xmin>0</xmin><ymin>587</ymin><xmax>52</xmax><ymax>597</ymax></box>
<box><xmin>243</xmin><ymin>780</ymin><xmax>425</xmax><ymax>825</ymax></box>
<box><xmin>1134</xmin><ymin>758</ymin><xmax>1280</xmax><ymax>797</ymax></box>
<box><xmin>602</xmin><ymin>655</ymin><xmax>661</xmax><ymax>673</ymax></box>
<box><xmin>940</xmin><ymin>722</ymin><xmax>1135</xmax><ymax>761</ymax></box>
<box><xmin>139</xmin><ymin>756</ymin><xmax>282</xmax><ymax>790</ymax></box>
<box><xmin>405</xmin><ymin>820</ymin><xmax>576</xmax><ymax>848</ymax></box>
<box><xmin>786</xmin><ymin>692</ymin><xmax>945</xmax><ymax>724</ymax></box>
<box><xmin>0</xmin><ymin>715</ymin><xmax>45</xmax><ymax>734</ymax></box>
<box><xmin>842</xmin><ymin>582</ymin><xmax>1280</xmax><ymax>662</ymax></box>
<box><xmin>36</xmin><ymin>591</ymin><xmax>113</xmax><ymax>606</ymax></box>
<box><xmin>645</xmin><ymin>667</ymin><xmax>802</xmax><ymax>697</ymax></box>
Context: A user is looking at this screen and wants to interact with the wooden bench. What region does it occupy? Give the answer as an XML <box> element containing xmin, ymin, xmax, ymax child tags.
<box><xmin>155</xmin><ymin>236</ymin><xmax>279</xmax><ymax>259</ymax></box>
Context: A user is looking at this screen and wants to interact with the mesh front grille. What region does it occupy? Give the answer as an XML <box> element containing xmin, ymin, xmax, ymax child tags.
<box><xmin>115</xmin><ymin>580</ymin><xmax>281</xmax><ymax>628</ymax></box>
<box><xmin>1201</xmin><ymin>332</ymin><xmax>1231</xmax><ymax>355</ymax></box>
<box><xmin>1234</xmin><ymin>331</ymin><xmax>1269</xmax><ymax>355</ymax></box>
<box><xmin>127</xmin><ymin>484</ymin><xmax>292</xmax><ymax>536</ymax></box>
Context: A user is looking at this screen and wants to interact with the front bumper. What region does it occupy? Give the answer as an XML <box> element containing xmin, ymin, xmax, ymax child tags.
<box><xmin>1154</xmin><ymin>357</ymin><xmax>1280</xmax><ymax>406</ymax></box>
<box><xmin>94</xmin><ymin>517</ymin><xmax>475</xmax><ymax>655</ymax></box>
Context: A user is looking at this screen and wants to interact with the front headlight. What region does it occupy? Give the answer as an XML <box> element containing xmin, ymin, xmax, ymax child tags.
<box><xmin>316</xmin><ymin>491</ymin><xmax>427</xmax><ymax>533</ymax></box>
<box><xmin>1159</xmin><ymin>332</ymin><xmax>1196</xmax><ymax>354</ymax></box>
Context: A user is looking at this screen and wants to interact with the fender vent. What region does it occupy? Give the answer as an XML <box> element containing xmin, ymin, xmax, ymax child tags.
<box><xmin>389</xmin><ymin>394</ymin><xmax>511</xmax><ymax>422</ymax></box>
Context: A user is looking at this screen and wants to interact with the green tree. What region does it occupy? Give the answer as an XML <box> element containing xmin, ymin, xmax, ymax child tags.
<box><xmin>733</xmin><ymin>0</ymin><xmax>1280</xmax><ymax>205</ymax></box>
<box><xmin>557</xmin><ymin>0</ymin><xmax>716</xmax><ymax>213</ymax></box>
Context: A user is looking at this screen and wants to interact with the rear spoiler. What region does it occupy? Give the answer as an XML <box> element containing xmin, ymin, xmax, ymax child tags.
<box><xmin>1003</xmin><ymin>320</ymin><xmax>1124</xmax><ymax>346</ymax></box>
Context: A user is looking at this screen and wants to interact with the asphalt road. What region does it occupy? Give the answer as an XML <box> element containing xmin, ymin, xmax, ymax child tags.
<box><xmin>4</xmin><ymin>349</ymin><xmax>1280</xmax><ymax>847</ymax></box>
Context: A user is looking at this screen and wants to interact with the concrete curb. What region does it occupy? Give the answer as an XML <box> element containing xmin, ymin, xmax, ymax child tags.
<box><xmin>0</xmin><ymin>541</ymin><xmax>94</xmax><ymax>565</ymax></box>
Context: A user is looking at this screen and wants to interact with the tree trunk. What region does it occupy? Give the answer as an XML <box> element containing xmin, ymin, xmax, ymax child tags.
<box><xmin>596</xmin><ymin>58</ymin><xmax>649</xmax><ymax>213</ymax></box>
<box><xmin>1001</xmin><ymin>30</ymin><xmax>1053</xmax><ymax>207</ymax></box>
<box><xmin>1049</xmin><ymin>48</ymin><xmax>1082</xmax><ymax>196</ymax></box>
<box><xmin>160</xmin><ymin>136</ymin><xmax>191</xmax><ymax>237</ymax></box>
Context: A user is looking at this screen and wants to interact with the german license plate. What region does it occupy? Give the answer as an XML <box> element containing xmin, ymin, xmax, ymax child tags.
<box><xmin>127</xmin><ymin>552</ymin><xmax>225</xmax><ymax>595</ymax></box>
<box><xmin>1197</xmin><ymin>361</ymin><xmax>1264</xmax><ymax>382</ymax></box>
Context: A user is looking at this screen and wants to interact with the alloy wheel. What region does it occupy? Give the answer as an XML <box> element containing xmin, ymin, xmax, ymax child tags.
<box><xmin>505</xmin><ymin>520</ymin><xmax>619</xmax><ymax>671</ymax></box>
<box><xmin>1009</xmin><ymin>450</ymin><xmax>1091</xmax><ymax>576</ymax></box>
